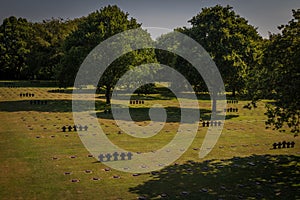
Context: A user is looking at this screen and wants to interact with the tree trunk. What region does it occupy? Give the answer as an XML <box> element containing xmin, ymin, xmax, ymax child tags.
<box><xmin>105</xmin><ymin>86</ymin><xmax>111</xmax><ymax>105</ymax></box>
<box><xmin>232</xmin><ymin>88</ymin><xmax>236</xmax><ymax>97</ymax></box>
<box><xmin>212</xmin><ymin>96</ymin><xmax>217</xmax><ymax>114</ymax></box>
<box><xmin>211</xmin><ymin>91</ymin><xmax>217</xmax><ymax>114</ymax></box>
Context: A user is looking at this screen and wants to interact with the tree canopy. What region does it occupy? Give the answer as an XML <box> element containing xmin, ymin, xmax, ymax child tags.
<box><xmin>182</xmin><ymin>5</ymin><xmax>263</xmax><ymax>96</ymax></box>
<box><xmin>58</xmin><ymin>5</ymin><xmax>156</xmax><ymax>104</ymax></box>
<box><xmin>254</xmin><ymin>9</ymin><xmax>300</xmax><ymax>134</ymax></box>
<box><xmin>0</xmin><ymin>16</ymin><xmax>33</xmax><ymax>79</ymax></box>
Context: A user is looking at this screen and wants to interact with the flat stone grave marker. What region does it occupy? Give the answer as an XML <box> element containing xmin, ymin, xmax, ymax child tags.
<box><xmin>104</xmin><ymin>168</ymin><xmax>111</xmax><ymax>171</ymax></box>
<box><xmin>113</xmin><ymin>175</ymin><xmax>120</xmax><ymax>179</ymax></box>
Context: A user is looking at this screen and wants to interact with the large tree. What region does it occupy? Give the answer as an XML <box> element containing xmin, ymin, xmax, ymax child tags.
<box><xmin>59</xmin><ymin>5</ymin><xmax>156</xmax><ymax>104</ymax></box>
<box><xmin>182</xmin><ymin>5</ymin><xmax>262</xmax><ymax>96</ymax></box>
<box><xmin>27</xmin><ymin>18</ymin><xmax>81</xmax><ymax>80</ymax></box>
<box><xmin>0</xmin><ymin>16</ymin><xmax>33</xmax><ymax>79</ymax></box>
<box><xmin>254</xmin><ymin>9</ymin><xmax>300</xmax><ymax>134</ymax></box>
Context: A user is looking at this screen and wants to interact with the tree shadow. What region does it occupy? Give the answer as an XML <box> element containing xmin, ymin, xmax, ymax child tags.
<box><xmin>0</xmin><ymin>99</ymin><xmax>105</xmax><ymax>112</ymax></box>
<box><xmin>129</xmin><ymin>154</ymin><xmax>300</xmax><ymax>199</ymax></box>
<box><xmin>96</xmin><ymin>106</ymin><xmax>238</xmax><ymax>123</ymax></box>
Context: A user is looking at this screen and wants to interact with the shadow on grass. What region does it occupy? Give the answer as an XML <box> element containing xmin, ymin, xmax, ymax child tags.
<box><xmin>129</xmin><ymin>154</ymin><xmax>300</xmax><ymax>199</ymax></box>
<box><xmin>96</xmin><ymin>106</ymin><xmax>238</xmax><ymax>123</ymax></box>
<box><xmin>0</xmin><ymin>100</ymin><xmax>106</xmax><ymax>112</ymax></box>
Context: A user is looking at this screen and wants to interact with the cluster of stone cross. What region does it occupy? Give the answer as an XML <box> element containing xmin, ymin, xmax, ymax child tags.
<box><xmin>130</xmin><ymin>100</ymin><xmax>145</xmax><ymax>105</ymax></box>
<box><xmin>202</xmin><ymin>121</ymin><xmax>222</xmax><ymax>127</ymax></box>
<box><xmin>98</xmin><ymin>152</ymin><xmax>133</xmax><ymax>162</ymax></box>
<box><xmin>20</xmin><ymin>93</ymin><xmax>35</xmax><ymax>97</ymax></box>
<box><xmin>62</xmin><ymin>125</ymin><xmax>88</xmax><ymax>132</ymax></box>
<box><xmin>227</xmin><ymin>100</ymin><xmax>238</xmax><ymax>104</ymax></box>
<box><xmin>224</xmin><ymin>108</ymin><xmax>239</xmax><ymax>112</ymax></box>
<box><xmin>272</xmin><ymin>141</ymin><xmax>295</xmax><ymax>149</ymax></box>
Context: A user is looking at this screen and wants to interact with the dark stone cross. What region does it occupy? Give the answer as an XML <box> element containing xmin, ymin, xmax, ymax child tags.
<box><xmin>98</xmin><ymin>154</ymin><xmax>105</xmax><ymax>162</ymax></box>
<box><xmin>106</xmin><ymin>153</ymin><xmax>112</xmax><ymax>161</ymax></box>
<box><xmin>291</xmin><ymin>141</ymin><xmax>295</xmax><ymax>148</ymax></box>
<box><xmin>127</xmin><ymin>152</ymin><xmax>133</xmax><ymax>160</ymax></box>
<box><xmin>83</xmin><ymin>125</ymin><xmax>88</xmax><ymax>131</ymax></box>
<box><xmin>282</xmin><ymin>141</ymin><xmax>287</xmax><ymax>148</ymax></box>
<box><xmin>113</xmin><ymin>152</ymin><xmax>119</xmax><ymax>161</ymax></box>
<box><xmin>277</xmin><ymin>142</ymin><xmax>282</xmax><ymax>149</ymax></box>
<box><xmin>206</xmin><ymin>121</ymin><xmax>210</xmax><ymax>127</ymax></box>
<box><xmin>120</xmin><ymin>152</ymin><xmax>126</xmax><ymax>160</ymax></box>
<box><xmin>68</xmin><ymin>126</ymin><xmax>72</xmax><ymax>132</ymax></box>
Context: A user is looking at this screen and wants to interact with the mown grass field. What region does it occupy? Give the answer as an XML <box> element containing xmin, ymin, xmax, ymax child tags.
<box><xmin>0</xmin><ymin>83</ymin><xmax>299</xmax><ymax>200</ymax></box>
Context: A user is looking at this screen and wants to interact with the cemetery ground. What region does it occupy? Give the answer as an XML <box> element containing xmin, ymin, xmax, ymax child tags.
<box><xmin>0</xmin><ymin>82</ymin><xmax>299</xmax><ymax>200</ymax></box>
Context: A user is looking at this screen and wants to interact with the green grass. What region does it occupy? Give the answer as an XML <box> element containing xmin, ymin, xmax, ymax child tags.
<box><xmin>0</xmin><ymin>84</ymin><xmax>299</xmax><ymax>199</ymax></box>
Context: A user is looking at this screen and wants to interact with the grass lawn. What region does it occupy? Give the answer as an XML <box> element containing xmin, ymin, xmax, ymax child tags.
<box><xmin>0</xmin><ymin>84</ymin><xmax>299</xmax><ymax>199</ymax></box>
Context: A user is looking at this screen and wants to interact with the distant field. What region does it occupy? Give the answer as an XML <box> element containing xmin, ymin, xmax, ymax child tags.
<box><xmin>0</xmin><ymin>84</ymin><xmax>299</xmax><ymax>200</ymax></box>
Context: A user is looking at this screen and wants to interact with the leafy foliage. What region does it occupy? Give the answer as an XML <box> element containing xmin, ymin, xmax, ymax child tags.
<box><xmin>262</xmin><ymin>9</ymin><xmax>300</xmax><ymax>134</ymax></box>
<box><xmin>0</xmin><ymin>16</ymin><xmax>33</xmax><ymax>79</ymax></box>
<box><xmin>183</xmin><ymin>5</ymin><xmax>263</xmax><ymax>96</ymax></box>
<box><xmin>59</xmin><ymin>5</ymin><xmax>156</xmax><ymax>104</ymax></box>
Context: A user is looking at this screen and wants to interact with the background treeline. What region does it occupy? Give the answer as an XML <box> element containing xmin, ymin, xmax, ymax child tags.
<box><xmin>0</xmin><ymin>5</ymin><xmax>299</xmax><ymax>133</ymax></box>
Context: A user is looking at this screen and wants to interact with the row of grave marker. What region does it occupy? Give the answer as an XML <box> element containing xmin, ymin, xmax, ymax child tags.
<box><xmin>20</xmin><ymin>93</ymin><xmax>35</xmax><ymax>97</ymax></box>
<box><xmin>273</xmin><ymin>141</ymin><xmax>295</xmax><ymax>149</ymax></box>
<box><xmin>202</xmin><ymin>121</ymin><xmax>222</xmax><ymax>127</ymax></box>
<box><xmin>62</xmin><ymin>125</ymin><xmax>88</xmax><ymax>132</ymax></box>
<box><xmin>227</xmin><ymin>100</ymin><xmax>238</xmax><ymax>104</ymax></box>
<box><xmin>98</xmin><ymin>152</ymin><xmax>133</xmax><ymax>162</ymax></box>
<box><xmin>130</xmin><ymin>100</ymin><xmax>145</xmax><ymax>105</ymax></box>
<box><xmin>30</xmin><ymin>100</ymin><xmax>47</xmax><ymax>105</ymax></box>
<box><xmin>224</xmin><ymin>108</ymin><xmax>238</xmax><ymax>112</ymax></box>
